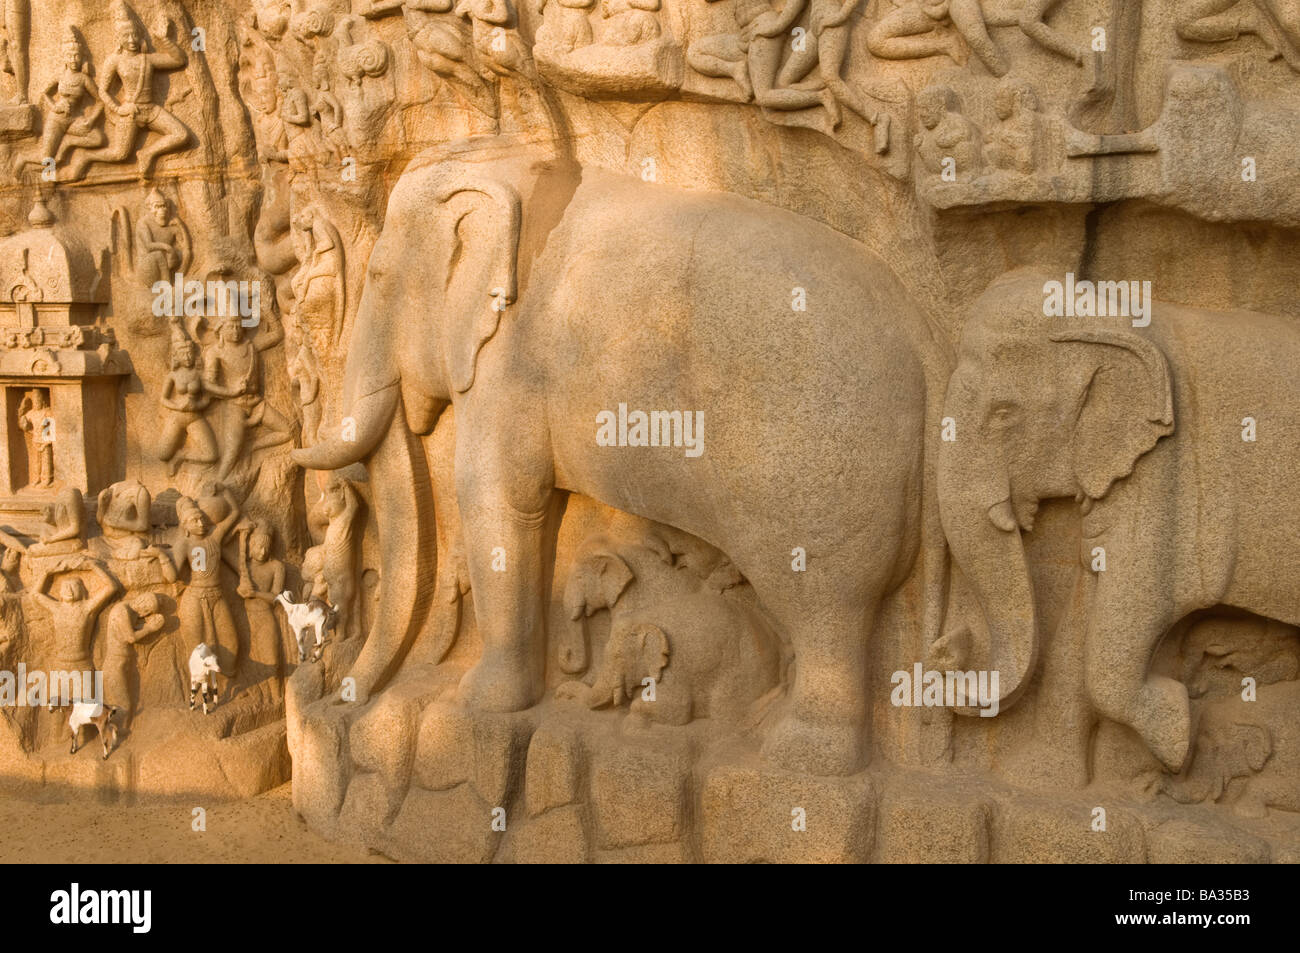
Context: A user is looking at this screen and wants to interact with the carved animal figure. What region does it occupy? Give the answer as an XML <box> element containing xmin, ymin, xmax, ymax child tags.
<box><xmin>188</xmin><ymin>642</ymin><xmax>221</xmax><ymax>713</ymax></box>
<box><xmin>275</xmin><ymin>591</ymin><xmax>336</xmax><ymax>663</ymax></box>
<box><xmin>293</xmin><ymin>138</ymin><xmax>952</xmax><ymax>776</ymax></box>
<box><xmin>68</xmin><ymin>699</ymin><xmax>120</xmax><ymax>759</ymax></box>
<box><xmin>557</xmin><ymin>535</ymin><xmax>783</xmax><ymax>725</ymax></box>
<box><xmin>937</xmin><ymin>267</ymin><xmax>1300</xmax><ymax>773</ymax></box>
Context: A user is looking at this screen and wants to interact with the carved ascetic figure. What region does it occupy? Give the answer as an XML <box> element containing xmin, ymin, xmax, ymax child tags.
<box><xmin>16</xmin><ymin>388</ymin><xmax>53</xmax><ymax>488</ymax></box>
<box><xmin>557</xmin><ymin>535</ymin><xmax>782</xmax><ymax>725</ymax></box>
<box><xmin>913</xmin><ymin>83</ymin><xmax>983</xmax><ymax>176</ymax></box>
<box><xmin>102</xmin><ymin>592</ymin><xmax>167</xmax><ymax>723</ymax></box>
<box><xmin>987</xmin><ymin>77</ymin><xmax>1046</xmax><ymax>173</ymax></box>
<box><xmin>135</xmin><ymin>188</ymin><xmax>191</xmax><ymax>287</ymax></box>
<box><xmin>157</xmin><ymin>337</ymin><xmax>218</xmax><ymax>475</ymax></box>
<box><xmin>287</xmin><ymin>331</ymin><xmax>323</xmax><ymax>447</ymax></box>
<box><xmin>31</xmin><ymin>558</ymin><xmax>119</xmax><ymax>680</ymax></box>
<box><xmin>238</xmin><ymin>523</ymin><xmax>288</xmax><ymax>681</ymax></box>
<box><xmin>175</xmin><ymin>485</ymin><xmax>243</xmax><ymax>678</ymax></box>
<box><xmin>936</xmin><ymin>267</ymin><xmax>1300</xmax><ymax>774</ymax></box>
<box><xmin>202</xmin><ymin>316</ymin><xmax>293</xmax><ymax>480</ymax></box>
<box><xmin>66</xmin><ymin>2</ymin><xmax>190</xmax><ymax>181</ymax></box>
<box><xmin>25</xmin><ymin>29</ymin><xmax>105</xmax><ymax>176</ymax></box>
<box><xmin>294</xmin><ymin>142</ymin><xmax>951</xmax><ymax>776</ymax></box>
<box><xmin>868</xmin><ymin>0</ymin><xmax>1083</xmax><ymax>77</ymax></box>
<box><xmin>97</xmin><ymin>480</ymin><xmax>152</xmax><ymax>557</ymax></box>
<box><xmin>289</xmin><ymin>205</ymin><xmax>346</xmax><ymax>354</ymax></box>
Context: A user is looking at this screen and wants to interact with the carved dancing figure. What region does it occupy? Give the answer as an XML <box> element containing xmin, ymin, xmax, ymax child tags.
<box><xmin>157</xmin><ymin>337</ymin><xmax>219</xmax><ymax>475</ymax></box>
<box><xmin>19</xmin><ymin>29</ymin><xmax>105</xmax><ymax>178</ymax></box>
<box><xmin>66</xmin><ymin>3</ymin><xmax>191</xmax><ymax>180</ymax></box>
<box><xmin>202</xmin><ymin>316</ymin><xmax>293</xmax><ymax>480</ymax></box>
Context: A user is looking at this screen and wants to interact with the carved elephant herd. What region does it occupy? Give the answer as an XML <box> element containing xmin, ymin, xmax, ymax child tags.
<box><xmin>293</xmin><ymin>135</ymin><xmax>1300</xmax><ymax>778</ymax></box>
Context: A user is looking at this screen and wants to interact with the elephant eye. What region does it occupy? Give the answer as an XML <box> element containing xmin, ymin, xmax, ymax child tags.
<box><xmin>988</xmin><ymin>402</ymin><xmax>1019</xmax><ymax>426</ymax></box>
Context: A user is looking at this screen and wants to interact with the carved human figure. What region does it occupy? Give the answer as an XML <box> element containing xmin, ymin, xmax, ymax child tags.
<box><xmin>101</xmin><ymin>591</ymin><xmax>166</xmax><ymax>723</ymax></box>
<box><xmin>66</xmin><ymin>3</ymin><xmax>190</xmax><ymax>180</ymax></box>
<box><xmin>913</xmin><ymin>83</ymin><xmax>983</xmax><ymax>176</ymax></box>
<box><xmin>317</xmin><ymin>477</ymin><xmax>361</xmax><ymax>641</ymax></box>
<box><xmin>289</xmin><ymin>205</ymin><xmax>346</xmax><ymax>353</ymax></box>
<box><xmin>455</xmin><ymin>0</ymin><xmax>534</xmax><ymax>79</ymax></box>
<box><xmin>237</xmin><ymin>523</ymin><xmax>288</xmax><ymax>680</ymax></box>
<box><xmin>360</xmin><ymin>0</ymin><xmax>492</xmax><ymax>114</ymax></box>
<box><xmin>175</xmin><ymin>485</ymin><xmax>243</xmax><ymax>677</ymax></box>
<box><xmin>27</xmin><ymin>30</ymin><xmax>105</xmax><ymax>176</ymax></box>
<box><xmin>1177</xmin><ymin>0</ymin><xmax>1300</xmax><ymax>69</ymax></box>
<box><xmin>16</xmin><ymin>388</ymin><xmax>53</xmax><ymax>487</ymax></box>
<box><xmin>987</xmin><ymin>77</ymin><xmax>1044</xmax><ymax>173</ymax></box>
<box><xmin>202</xmin><ymin>317</ymin><xmax>293</xmax><ymax>480</ymax></box>
<box><xmin>536</xmin><ymin>0</ymin><xmax>595</xmax><ymax>53</ymax></box>
<box><xmin>0</xmin><ymin>0</ymin><xmax>29</xmax><ymax>104</ymax></box>
<box><xmin>308</xmin><ymin>55</ymin><xmax>347</xmax><ymax>158</ymax></box>
<box><xmin>287</xmin><ymin>332</ymin><xmax>323</xmax><ymax>447</ymax></box>
<box><xmin>96</xmin><ymin>479</ymin><xmax>152</xmax><ymax>557</ymax></box>
<box><xmin>689</xmin><ymin>0</ymin><xmax>835</xmax><ymax>117</ymax></box>
<box><xmin>868</xmin><ymin>0</ymin><xmax>1082</xmax><ymax>77</ymax></box>
<box><xmin>29</xmin><ymin>487</ymin><xmax>85</xmax><ymax>556</ymax></box>
<box><xmin>31</xmin><ymin>559</ymin><xmax>119</xmax><ymax>700</ymax></box>
<box><xmin>600</xmin><ymin>0</ymin><xmax>660</xmax><ymax>45</ymax></box>
<box><xmin>157</xmin><ymin>337</ymin><xmax>218</xmax><ymax>475</ymax></box>
<box><xmin>135</xmin><ymin>188</ymin><xmax>191</xmax><ymax>287</ymax></box>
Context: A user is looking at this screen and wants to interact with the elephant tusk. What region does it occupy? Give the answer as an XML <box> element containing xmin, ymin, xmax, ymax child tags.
<box><xmin>987</xmin><ymin>498</ymin><xmax>1018</xmax><ymax>533</ymax></box>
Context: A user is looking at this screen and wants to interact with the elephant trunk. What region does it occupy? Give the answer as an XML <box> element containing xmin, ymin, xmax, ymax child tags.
<box><xmin>292</xmin><ymin>383</ymin><xmax>400</xmax><ymax>471</ymax></box>
<box><xmin>936</xmin><ymin>423</ymin><xmax>1039</xmax><ymax>712</ymax></box>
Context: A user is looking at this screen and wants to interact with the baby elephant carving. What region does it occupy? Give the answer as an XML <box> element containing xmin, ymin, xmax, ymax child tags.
<box><xmin>556</xmin><ymin>536</ymin><xmax>782</xmax><ymax>727</ymax></box>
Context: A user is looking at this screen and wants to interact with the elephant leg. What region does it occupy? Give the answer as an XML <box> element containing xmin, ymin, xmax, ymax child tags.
<box><xmin>455</xmin><ymin>488</ymin><xmax>553</xmax><ymax>712</ymax></box>
<box><xmin>343</xmin><ymin>409</ymin><xmax>437</xmax><ymax>703</ymax></box>
<box><xmin>1083</xmin><ymin>588</ymin><xmax>1190</xmax><ymax>773</ymax></box>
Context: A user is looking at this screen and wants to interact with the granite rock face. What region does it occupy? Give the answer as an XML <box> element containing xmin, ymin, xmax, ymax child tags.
<box><xmin>0</xmin><ymin>0</ymin><xmax>1296</xmax><ymax>862</ymax></box>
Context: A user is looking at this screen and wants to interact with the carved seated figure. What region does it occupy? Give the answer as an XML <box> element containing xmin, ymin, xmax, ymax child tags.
<box><xmin>135</xmin><ymin>188</ymin><xmax>191</xmax><ymax>287</ymax></box>
<box><xmin>913</xmin><ymin>83</ymin><xmax>983</xmax><ymax>178</ymax></box>
<box><xmin>987</xmin><ymin>77</ymin><xmax>1044</xmax><ymax>174</ymax></box>
<box><xmin>96</xmin><ymin>479</ymin><xmax>152</xmax><ymax>558</ymax></box>
<box><xmin>28</xmin><ymin>487</ymin><xmax>85</xmax><ymax>556</ymax></box>
<box><xmin>555</xmin><ymin>533</ymin><xmax>783</xmax><ymax>727</ymax></box>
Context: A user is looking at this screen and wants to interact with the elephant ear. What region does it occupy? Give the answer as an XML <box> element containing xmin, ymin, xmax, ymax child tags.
<box><xmin>566</xmin><ymin>550</ymin><xmax>634</xmax><ymax>619</ymax></box>
<box><xmin>631</xmin><ymin>623</ymin><xmax>670</xmax><ymax>681</ymax></box>
<box><xmin>436</xmin><ymin>179</ymin><xmax>522</xmax><ymax>395</ymax></box>
<box><xmin>1049</xmin><ymin>328</ymin><xmax>1174</xmax><ymax>502</ymax></box>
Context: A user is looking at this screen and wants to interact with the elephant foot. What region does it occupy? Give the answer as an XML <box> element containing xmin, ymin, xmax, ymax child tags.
<box><xmin>457</xmin><ymin>654</ymin><xmax>540</xmax><ymax>712</ymax></box>
<box><xmin>761</xmin><ymin>710</ymin><xmax>864</xmax><ymax>777</ymax></box>
<box><xmin>1135</xmin><ymin>675</ymin><xmax>1191</xmax><ymax>773</ymax></box>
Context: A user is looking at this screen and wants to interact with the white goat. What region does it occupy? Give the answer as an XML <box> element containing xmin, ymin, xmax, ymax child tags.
<box><xmin>188</xmin><ymin>643</ymin><xmax>222</xmax><ymax>714</ymax></box>
<box><xmin>275</xmin><ymin>591</ymin><xmax>336</xmax><ymax>663</ymax></box>
<box><xmin>68</xmin><ymin>700</ymin><xmax>120</xmax><ymax>760</ymax></box>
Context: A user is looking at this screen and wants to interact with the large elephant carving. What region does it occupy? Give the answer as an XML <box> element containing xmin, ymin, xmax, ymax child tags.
<box><xmin>292</xmin><ymin>134</ymin><xmax>952</xmax><ymax>776</ymax></box>
<box><xmin>938</xmin><ymin>267</ymin><xmax>1300</xmax><ymax>772</ymax></box>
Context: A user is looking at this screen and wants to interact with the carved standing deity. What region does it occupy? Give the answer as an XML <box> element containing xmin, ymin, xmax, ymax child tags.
<box><xmin>175</xmin><ymin>485</ymin><xmax>243</xmax><ymax>678</ymax></box>
<box><xmin>16</xmin><ymin>388</ymin><xmax>53</xmax><ymax>488</ymax></box>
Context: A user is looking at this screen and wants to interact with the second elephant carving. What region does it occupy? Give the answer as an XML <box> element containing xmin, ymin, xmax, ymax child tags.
<box><xmin>556</xmin><ymin>533</ymin><xmax>783</xmax><ymax>726</ymax></box>
<box><xmin>937</xmin><ymin>267</ymin><xmax>1300</xmax><ymax>773</ymax></box>
<box><xmin>293</xmin><ymin>136</ymin><xmax>953</xmax><ymax>776</ymax></box>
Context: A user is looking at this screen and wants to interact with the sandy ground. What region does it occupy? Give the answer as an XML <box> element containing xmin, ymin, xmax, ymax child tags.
<box><xmin>0</xmin><ymin>783</ymin><xmax>390</xmax><ymax>863</ymax></box>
